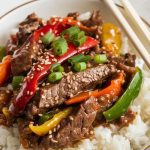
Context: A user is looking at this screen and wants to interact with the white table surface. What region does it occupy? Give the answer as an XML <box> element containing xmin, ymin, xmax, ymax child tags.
<box><xmin>0</xmin><ymin>0</ymin><xmax>150</xmax><ymax>24</ymax></box>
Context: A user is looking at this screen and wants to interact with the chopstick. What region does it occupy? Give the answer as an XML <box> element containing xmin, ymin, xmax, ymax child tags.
<box><xmin>121</xmin><ymin>0</ymin><xmax>150</xmax><ymax>48</ymax></box>
<box><xmin>103</xmin><ymin>0</ymin><xmax>150</xmax><ymax>69</ymax></box>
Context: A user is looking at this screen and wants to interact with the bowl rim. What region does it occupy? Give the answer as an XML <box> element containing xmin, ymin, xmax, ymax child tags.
<box><xmin>0</xmin><ymin>0</ymin><xmax>149</xmax><ymax>27</ymax></box>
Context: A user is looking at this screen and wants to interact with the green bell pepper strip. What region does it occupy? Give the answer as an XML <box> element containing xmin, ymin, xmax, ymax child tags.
<box><xmin>29</xmin><ymin>107</ymin><xmax>72</xmax><ymax>136</ymax></box>
<box><xmin>103</xmin><ymin>67</ymin><xmax>143</xmax><ymax>121</ymax></box>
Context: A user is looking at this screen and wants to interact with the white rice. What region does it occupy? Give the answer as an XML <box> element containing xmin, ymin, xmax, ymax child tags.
<box><xmin>0</xmin><ymin>13</ymin><xmax>150</xmax><ymax>150</ymax></box>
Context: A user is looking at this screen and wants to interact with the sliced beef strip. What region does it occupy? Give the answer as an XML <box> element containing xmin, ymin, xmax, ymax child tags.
<box><xmin>40</xmin><ymin>96</ymin><xmax>99</xmax><ymax>149</ymax></box>
<box><xmin>11</xmin><ymin>35</ymin><xmax>39</xmax><ymax>75</ymax></box>
<box><xmin>67</xmin><ymin>12</ymin><xmax>79</xmax><ymax>20</ymax></box>
<box><xmin>6</xmin><ymin>35</ymin><xmax>18</xmax><ymax>55</ymax></box>
<box><xmin>17</xmin><ymin>13</ymin><xmax>43</xmax><ymax>45</ymax></box>
<box><xmin>40</xmin><ymin>85</ymin><xmax>121</xmax><ymax>149</ymax></box>
<box><xmin>81</xmin><ymin>10</ymin><xmax>103</xmax><ymax>27</ymax></box>
<box><xmin>107</xmin><ymin>53</ymin><xmax>136</xmax><ymax>75</ymax></box>
<box><xmin>39</xmin><ymin>64</ymin><xmax>117</xmax><ymax>109</ymax></box>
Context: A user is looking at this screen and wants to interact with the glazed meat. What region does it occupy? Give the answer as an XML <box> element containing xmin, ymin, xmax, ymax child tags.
<box><xmin>11</xmin><ymin>36</ymin><xmax>39</xmax><ymax>75</ymax></box>
<box><xmin>39</xmin><ymin>64</ymin><xmax>117</xmax><ymax>109</ymax></box>
<box><xmin>17</xmin><ymin>13</ymin><xmax>43</xmax><ymax>44</ymax></box>
<box><xmin>40</xmin><ymin>97</ymin><xmax>99</xmax><ymax>149</ymax></box>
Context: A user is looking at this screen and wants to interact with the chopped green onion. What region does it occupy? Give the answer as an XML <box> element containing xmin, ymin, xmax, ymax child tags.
<box><xmin>12</xmin><ymin>76</ymin><xmax>24</xmax><ymax>90</ymax></box>
<box><xmin>68</xmin><ymin>54</ymin><xmax>91</xmax><ymax>64</ymax></box>
<box><xmin>52</xmin><ymin>37</ymin><xmax>68</xmax><ymax>56</ymax></box>
<box><xmin>41</xmin><ymin>32</ymin><xmax>55</xmax><ymax>44</ymax></box>
<box><xmin>0</xmin><ymin>46</ymin><xmax>6</xmax><ymax>62</ymax></box>
<box><xmin>54</xmin><ymin>66</ymin><xmax>64</xmax><ymax>72</ymax></box>
<box><xmin>62</xmin><ymin>26</ymin><xmax>86</xmax><ymax>47</ymax></box>
<box><xmin>62</xmin><ymin>26</ymin><xmax>80</xmax><ymax>37</ymax></box>
<box><xmin>50</xmin><ymin>63</ymin><xmax>64</xmax><ymax>73</ymax></box>
<box><xmin>93</xmin><ymin>54</ymin><xmax>107</xmax><ymax>64</ymax></box>
<box><xmin>48</xmin><ymin>72</ymin><xmax>63</xmax><ymax>83</ymax></box>
<box><xmin>70</xmin><ymin>31</ymin><xmax>85</xmax><ymax>40</ymax></box>
<box><xmin>73</xmin><ymin>36</ymin><xmax>86</xmax><ymax>46</ymax></box>
<box><xmin>73</xmin><ymin>62</ymin><xmax>87</xmax><ymax>72</ymax></box>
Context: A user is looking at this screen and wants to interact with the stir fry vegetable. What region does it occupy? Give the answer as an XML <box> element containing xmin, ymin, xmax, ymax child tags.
<box><xmin>102</xmin><ymin>23</ymin><xmax>122</xmax><ymax>55</ymax></box>
<box><xmin>48</xmin><ymin>72</ymin><xmax>63</xmax><ymax>83</ymax></box>
<box><xmin>93</xmin><ymin>54</ymin><xmax>107</xmax><ymax>64</ymax></box>
<box><xmin>0</xmin><ymin>55</ymin><xmax>12</xmax><ymax>86</ymax></box>
<box><xmin>62</xmin><ymin>26</ymin><xmax>86</xmax><ymax>46</ymax></box>
<box><xmin>52</xmin><ymin>37</ymin><xmax>68</xmax><ymax>56</ymax></box>
<box><xmin>68</xmin><ymin>54</ymin><xmax>90</xmax><ymax>64</ymax></box>
<box><xmin>41</xmin><ymin>32</ymin><xmax>55</xmax><ymax>44</ymax></box>
<box><xmin>29</xmin><ymin>107</ymin><xmax>72</xmax><ymax>136</ymax></box>
<box><xmin>73</xmin><ymin>62</ymin><xmax>87</xmax><ymax>72</ymax></box>
<box><xmin>0</xmin><ymin>46</ymin><xmax>6</xmax><ymax>62</ymax></box>
<box><xmin>12</xmin><ymin>76</ymin><xmax>24</xmax><ymax>90</ymax></box>
<box><xmin>103</xmin><ymin>67</ymin><xmax>142</xmax><ymax>121</ymax></box>
<box><xmin>50</xmin><ymin>63</ymin><xmax>64</xmax><ymax>73</ymax></box>
<box><xmin>65</xmin><ymin>72</ymin><xmax>124</xmax><ymax>105</ymax></box>
<box><xmin>9</xmin><ymin>36</ymin><xmax>98</xmax><ymax>114</ymax></box>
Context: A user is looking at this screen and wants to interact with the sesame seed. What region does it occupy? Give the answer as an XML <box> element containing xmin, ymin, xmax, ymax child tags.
<box><xmin>41</xmin><ymin>95</ymin><xmax>46</xmax><ymax>99</ymax></box>
<box><xmin>77</xmin><ymin>22</ymin><xmax>81</xmax><ymax>25</ymax></box>
<box><xmin>74</xmin><ymin>87</ymin><xmax>77</xmax><ymax>91</ymax></box>
<box><xmin>42</xmin><ymin>82</ymin><xmax>46</xmax><ymax>87</ymax></box>
<box><xmin>27</xmin><ymin>91</ymin><xmax>30</xmax><ymax>95</ymax></box>
<box><xmin>46</xmin><ymin>83</ymin><xmax>50</xmax><ymax>86</ymax></box>
<box><xmin>38</xmin><ymin>114</ymin><xmax>43</xmax><ymax>116</ymax></box>
<box><xmin>59</xmin><ymin>18</ymin><xmax>63</xmax><ymax>22</ymax></box>
<box><xmin>53</xmin><ymin>128</ymin><xmax>56</xmax><ymax>132</ymax></box>
<box><xmin>36</xmin><ymin>87</ymin><xmax>39</xmax><ymax>90</ymax></box>
<box><xmin>49</xmin><ymin>54</ymin><xmax>54</xmax><ymax>58</ymax></box>
<box><xmin>30</xmin><ymin>91</ymin><xmax>33</xmax><ymax>95</ymax></box>
<box><xmin>6</xmin><ymin>90</ymin><xmax>10</xmax><ymax>94</ymax></box>
<box><xmin>40</xmin><ymin>32</ymin><xmax>44</xmax><ymax>36</ymax></box>
<box><xmin>70</xmin><ymin>93</ymin><xmax>73</xmax><ymax>98</ymax></box>
<box><xmin>57</xmin><ymin>124</ymin><xmax>60</xmax><ymax>130</ymax></box>
<box><xmin>37</xmin><ymin>52</ymin><xmax>41</xmax><ymax>55</ymax></box>
<box><xmin>36</xmin><ymin>68</ymin><xmax>41</xmax><ymax>71</ymax></box>
<box><xmin>33</xmin><ymin>46</ymin><xmax>36</xmax><ymax>50</ymax></box>
<box><xmin>51</xmin><ymin>138</ymin><xmax>58</xmax><ymax>143</ymax></box>
<box><xmin>69</xmin><ymin>116</ymin><xmax>74</xmax><ymax>121</ymax></box>
<box><xmin>49</xmin><ymin>130</ymin><xmax>52</xmax><ymax>134</ymax></box>
<box><xmin>90</xmin><ymin>130</ymin><xmax>94</xmax><ymax>135</ymax></box>
<box><xmin>38</xmin><ymin>40</ymin><xmax>42</xmax><ymax>44</ymax></box>
<box><xmin>68</xmin><ymin>19</ymin><xmax>71</xmax><ymax>22</ymax></box>
<box><xmin>45</xmin><ymin>104</ymin><xmax>50</xmax><ymax>107</ymax></box>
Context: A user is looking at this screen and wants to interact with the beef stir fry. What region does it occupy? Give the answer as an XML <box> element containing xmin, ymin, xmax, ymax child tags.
<box><xmin>0</xmin><ymin>11</ymin><xmax>142</xmax><ymax>149</ymax></box>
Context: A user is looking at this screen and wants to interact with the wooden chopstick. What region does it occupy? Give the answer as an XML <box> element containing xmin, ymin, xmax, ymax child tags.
<box><xmin>121</xmin><ymin>0</ymin><xmax>150</xmax><ymax>48</ymax></box>
<box><xmin>103</xmin><ymin>0</ymin><xmax>150</xmax><ymax>69</ymax></box>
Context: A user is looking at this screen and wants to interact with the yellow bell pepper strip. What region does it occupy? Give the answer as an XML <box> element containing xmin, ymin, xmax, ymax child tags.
<box><xmin>0</xmin><ymin>55</ymin><xmax>12</xmax><ymax>86</ymax></box>
<box><xmin>103</xmin><ymin>67</ymin><xmax>142</xmax><ymax>121</ymax></box>
<box><xmin>29</xmin><ymin>107</ymin><xmax>72</xmax><ymax>136</ymax></box>
<box><xmin>65</xmin><ymin>72</ymin><xmax>124</xmax><ymax>105</ymax></box>
<box><xmin>101</xmin><ymin>23</ymin><xmax>122</xmax><ymax>55</ymax></box>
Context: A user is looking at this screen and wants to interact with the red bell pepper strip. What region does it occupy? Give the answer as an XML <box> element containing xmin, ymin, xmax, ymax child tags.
<box><xmin>33</xmin><ymin>22</ymin><xmax>69</xmax><ymax>42</ymax></box>
<box><xmin>9</xmin><ymin>36</ymin><xmax>98</xmax><ymax>115</ymax></box>
<box><xmin>65</xmin><ymin>72</ymin><xmax>124</xmax><ymax>105</ymax></box>
<box><xmin>0</xmin><ymin>55</ymin><xmax>12</xmax><ymax>86</ymax></box>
